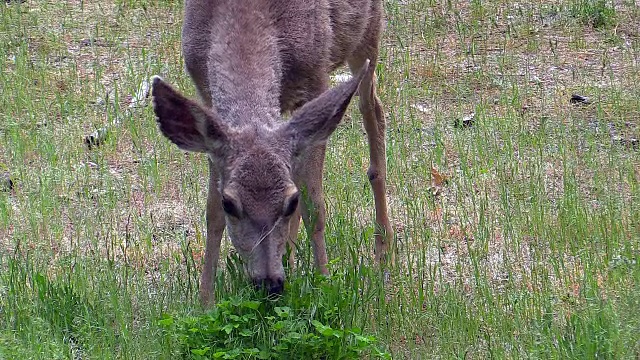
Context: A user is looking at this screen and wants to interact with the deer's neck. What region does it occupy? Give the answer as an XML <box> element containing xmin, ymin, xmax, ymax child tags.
<box><xmin>208</xmin><ymin>1</ymin><xmax>281</xmax><ymax>127</ymax></box>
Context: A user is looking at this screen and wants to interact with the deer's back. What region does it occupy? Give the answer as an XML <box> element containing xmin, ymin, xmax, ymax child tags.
<box><xmin>182</xmin><ymin>0</ymin><xmax>382</xmax><ymax>113</ymax></box>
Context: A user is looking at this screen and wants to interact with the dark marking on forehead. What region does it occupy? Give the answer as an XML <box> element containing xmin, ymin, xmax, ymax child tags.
<box><xmin>236</xmin><ymin>148</ymin><xmax>288</xmax><ymax>189</ymax></box>
<box><xmin>231</xmin><ymin>145</ymin><xmax>291</xmax><ymax>221</ymax></box>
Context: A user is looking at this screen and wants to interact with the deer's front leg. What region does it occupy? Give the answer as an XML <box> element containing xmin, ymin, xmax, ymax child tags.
<box><xmin>297</xmin><ymin>144</ymin><xmax>329</xmax><ymax>275</ymax></box>
<box><xmin>287</xmin><ymin>207</ymin><xmax>301</xmax><ymax>269</ymax></box>
<box><xmin>200</xmin><ymin>159</ymin><xmax>226</xmax><ymax>307</ymax></box>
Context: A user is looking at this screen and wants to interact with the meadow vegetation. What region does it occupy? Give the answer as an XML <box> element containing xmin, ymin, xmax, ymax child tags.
<box><xmin>1</xmin><ymin>0</ymin><xmax>639</xmax><ymax>358</ymax></box>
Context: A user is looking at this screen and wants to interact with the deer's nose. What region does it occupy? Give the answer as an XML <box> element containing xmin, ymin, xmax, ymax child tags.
<box><xmin>268</xmin><ymin>277</ymin><xmax>284</xmax><ymax>295</ymax></box>
<box><xmin>253</xmin><ymin>277</ymin><xmax>284</xmax><ymax>295</ymax></box>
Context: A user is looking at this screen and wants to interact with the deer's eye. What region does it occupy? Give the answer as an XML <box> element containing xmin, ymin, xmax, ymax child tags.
<box><xmin>283</xmin><ymin>192</ymin><xmax>299</xmax><ymax>218</ymax></box>
<box><xmin>222</xmin><ymin>197</ymin><xmax>241</xmax><ymax>218</ymax></box>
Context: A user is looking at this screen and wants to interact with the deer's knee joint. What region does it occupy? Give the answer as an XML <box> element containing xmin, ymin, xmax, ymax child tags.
<box><xmin>358</xmin><ymin>98</ymin><xmax>374</xmax><ymax>114</ymax></box>
<box><xmin>367</xmin><ymin>168</ymin><xmax>379</xmax><ymax>182</ymax></box>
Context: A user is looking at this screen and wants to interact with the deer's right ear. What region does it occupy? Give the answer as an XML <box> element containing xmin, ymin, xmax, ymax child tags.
<box><xmin>151</xmin><ymin>76</ymin><xmax>228</xmax><ymax>153</ymax></box>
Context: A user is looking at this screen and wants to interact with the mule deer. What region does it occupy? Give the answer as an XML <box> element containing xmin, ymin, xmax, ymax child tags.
<box><xmin>151</xmin><ymin>0</ymin><xmax>393</xmax><ymax>306</ymax></box>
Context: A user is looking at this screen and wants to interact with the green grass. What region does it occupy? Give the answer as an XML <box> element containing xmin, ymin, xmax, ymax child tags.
<box><xmin>1</xmin><ymin>0</ymin><xmax>639</xmax><ymax>358</ymax></box>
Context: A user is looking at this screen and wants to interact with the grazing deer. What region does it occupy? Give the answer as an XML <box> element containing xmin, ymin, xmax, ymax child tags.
<box><xmin>151</xmin><ymin>0</ymin><xmax>393</xmax><ymax>306</ymax></box>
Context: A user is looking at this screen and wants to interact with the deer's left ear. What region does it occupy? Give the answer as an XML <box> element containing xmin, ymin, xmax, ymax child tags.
<box><xmin>279</xmin><ymin>60</ymin><xmax>370</xmax><ymax>156</ymax></box>
<box><xmin>151</xmin><ymin>76</ymin><xmax>229</xmax><ymax>154</ymax></box>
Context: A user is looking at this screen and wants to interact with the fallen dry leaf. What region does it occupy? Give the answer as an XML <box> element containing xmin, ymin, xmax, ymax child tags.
<box><xmin>572</xmin><ymin>282</ymin><xmax>580</xmax><ymax>298</ymax></box>
<box><xmin>431</xmin><ymin>166</ymin><xmax>449</xmax><ymax>187</ymax></box>
<box><xmin>526</xmin><ymin>281</ymin><xmax>534</xmax><ymax>292</ymax></box>
<box><xmin>192</xmin><ymin>249</ymin><xmax>203</xmax><ymax>268</ymax></box>
<box><xmin>427</xmin><ymin>166</ymin><xmax>449</xmax><ymax>196</ymax></box>
<box><xmin>449</xmin><ymin>225</ymin><xmax>464</xmax><ymax>240</ymax></box>
<box><xmin>427</xmin><ymin>207</ymin><xmax>443</xmax><ymax>223</ymax></box>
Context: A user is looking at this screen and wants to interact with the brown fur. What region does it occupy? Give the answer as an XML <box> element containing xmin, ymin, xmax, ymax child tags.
<box><xmin>152</xmin><ymin>0</ymin><xmax>393</xmax><ymax>306</ymax></box>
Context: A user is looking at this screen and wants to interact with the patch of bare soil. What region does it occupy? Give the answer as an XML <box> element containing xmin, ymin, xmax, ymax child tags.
<box><xmin>382</xmin><ymin>0</ymin><xmax>639</xmax><ymax>293</ymax></box>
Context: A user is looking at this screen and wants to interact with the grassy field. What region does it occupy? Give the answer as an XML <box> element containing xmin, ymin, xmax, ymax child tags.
<box><xmin>1</xmin><ymin>0</ymin><xmax>639</xmax><ymax>358</ymax></box>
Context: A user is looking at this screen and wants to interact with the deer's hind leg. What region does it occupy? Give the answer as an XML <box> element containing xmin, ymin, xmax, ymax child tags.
<box><xmin>283</xmin><ymin>72</ymin><xmax>333</xmax><ymax>276</ymax></box>
<box><xmin>347</xmin><ymin>32</ymin><xmax>394</xmax><ymax>266</ymax></box>
<box><xmin>293</xmin><ymin>143</ymin><xmax>330</xmax><ymax>276</ymax></box>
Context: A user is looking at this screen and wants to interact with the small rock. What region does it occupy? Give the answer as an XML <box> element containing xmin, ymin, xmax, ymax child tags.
<box><xmin>80</xmin><ymin>38</ymin><xmax>95</xmax><ymax>47</ymax></box>
<box><xmin>92</xmin><ymin>97</ymin><xmax>105</xmax><ymax>107</ymax></box>
<box><xmin>1</xmin><ymin>172</ymin><xmax>13</xmax><ymax>192</ymax></box>
<box><xmin>570</xmin><ymin>94</ymin><xmax>591</xmax><ymax>105</ymax></box>
<box><xmin>91</xmin><ymin>89</ymin><xmax>116</xmax><ymax>109</ymax></box>
<box><xmin>454</xmin><ymin>113</ymin><xmax>475</xmax><ymax>128</ymax></box>
<box><xmin>85</xmin><ymin>128</ymin><xmax>109</xmax><ymax>149</ymax></box>
<box><xmin>410</xmin><ymin>103</ymin><xmax>430</xmax><ymax>114</ymax></box>
<box><xmin>616</xmin><ymin>136</ymin><xmax>639</xmax><ymax>150</ymax></box>
<box><xmin>530</xmin><ymin>75</ymin><xmax>542</xmax><ymax>84</ymax></box>
<box><xmin>128</xmin><ymin>80</ymin><xmax>151</xmax><ymax>108</ymax></box>
<box><xmin>80</xmin><ymin>38</ymin><xmax>106</xmax><ymax>47</ymax></box>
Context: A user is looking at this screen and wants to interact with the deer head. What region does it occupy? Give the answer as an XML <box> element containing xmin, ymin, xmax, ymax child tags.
<box><xmin>151</xmin><ymin>61</ymin><xmax>369</xmax><ymax>295</ymax></box>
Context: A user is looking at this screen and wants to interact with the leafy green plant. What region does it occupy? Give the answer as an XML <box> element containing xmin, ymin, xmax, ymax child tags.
<box><xmin>159</xmin><ymin>278</ymin><xmax>391</xmax><ymax>360</ymax></box>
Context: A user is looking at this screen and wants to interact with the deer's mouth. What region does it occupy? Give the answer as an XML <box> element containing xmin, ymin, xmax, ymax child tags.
<box><xmin>252</xmin><ymin>276</ymin><xmax>284</xmax><ymax>296</ymax></box>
